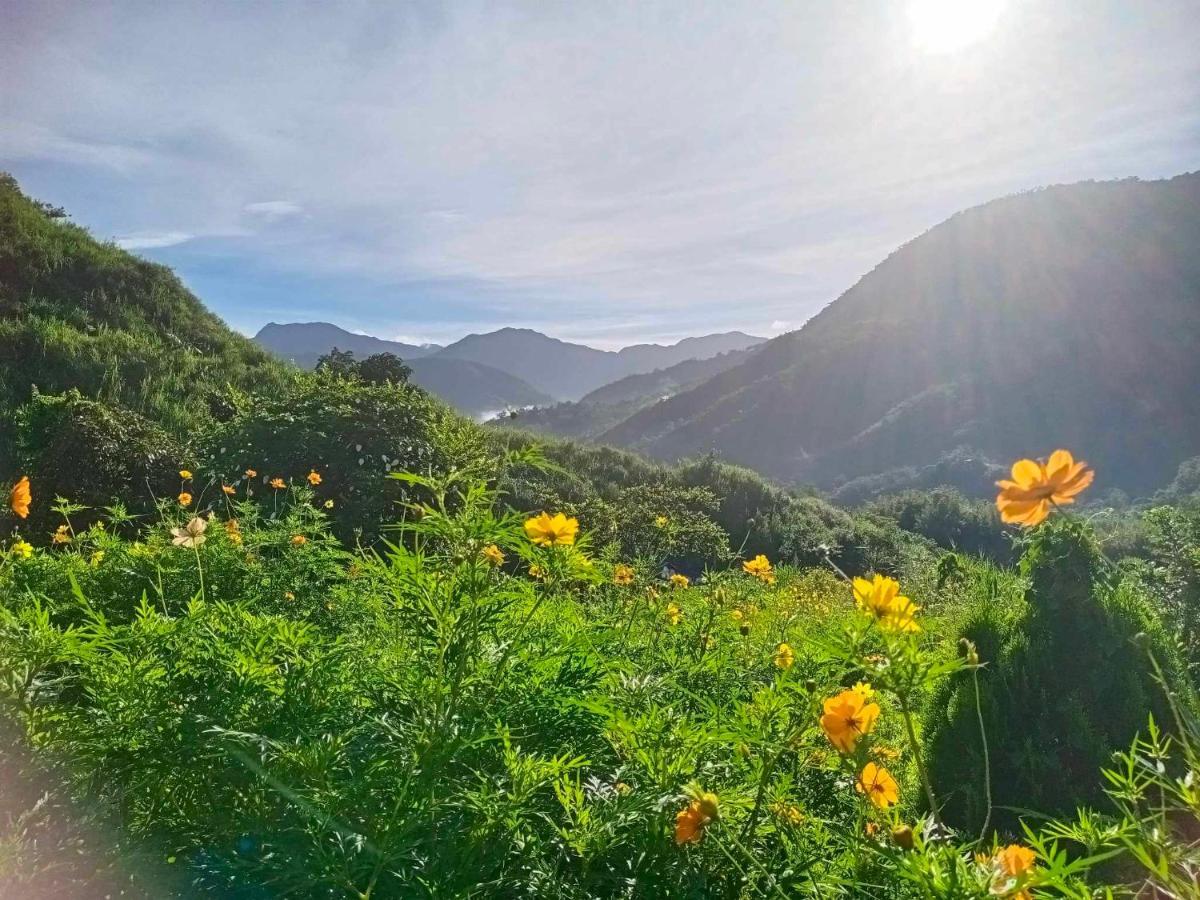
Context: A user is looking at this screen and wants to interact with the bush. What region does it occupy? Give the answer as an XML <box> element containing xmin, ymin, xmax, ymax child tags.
<box><xmin>6</xmin><ymin>390</ymin><xmax>184</xmax><ymax>536</ymax></box>
<box><xmin>200</xmin><ymin>370</ymin><xmax>490</xmax><ymax>543</ymax></box>
<box><xmin>866</xmin><ymin>487</ymin><xmax>1013</xmax><ymax>564</ymax></box>
<box><xmin>923</xmin><ymin>517</ymin><xmax>1186</xmax><ymax>832</ymax></box>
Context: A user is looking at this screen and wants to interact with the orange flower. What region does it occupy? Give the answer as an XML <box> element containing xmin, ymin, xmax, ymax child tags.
<box><xmin>291</xmin><ymin>534</ymin><xmax>307</xmax><ymax>546</ymax></box>
<box><xmin>994</xmin><ymin>844</ymin><xmax>1036</xmax><ymax>877</ymax></box>
<box><xmin>524</xmin><ymin>512</ymin><xmax>579</xmax><ymax>546</ymax></box>
<box><xmin>995</xmin><ymin>449</ymin><xmax>1094</xmax><ymax>527</ymax></box>
<box><xmin>9</xmin><ymin>476</ymin><xmax>31</xmax><ymax>519</ymax></box>
<box><xmin>855</xmin><ymin>762</ymin><xmax>899</xmax><ymax>809</ymax></box>
<box><xmin>221</xmin><ymin>484</ymin><xmax>236</xmax><ymax>496</ymax></box>
<box><xmin>669</xmin><ymin>573</ymin><xmax>690</xmax><ymax>589</ymax></box>
<box><xmin>820</xmin><ymin>688</ymin><xmax>881</xmax><ymax>753</ymax></box>
<box><xmin>613</xmin><ymin>563</ymin><xmax>635</xmax><ymax>585</ymax></box>
<box><xmin>674</xmin><ymin>792</ymin><xmax>718</xmax><ymax>844</ymax></box>
<box><xmin>224</xmin><ymin>519</ymin><xmax>242</xmax><ymax>545</ymax></box>
<box><xmin>177</xmin><ymin>492</ymin><xmax>193</xmax><ymax>507</ymax></box>
<box><xmin>270</xmin><ymin>478</ymin><xmax>286</xmax><ymax>490</ymax></box>
<box><xmin>481</xmin><ymin>544</ymin><xmax>505</xmax><ymax>566</ymax></box>
<box><xmin>306</xmin><ymin>470</ymin><xmax>322</xmax><ymax>486</ymax></box>
<box><xmin>244</xmin><ymin>468</ymin><xmax>258</xmax><ymax>478</ymax></box>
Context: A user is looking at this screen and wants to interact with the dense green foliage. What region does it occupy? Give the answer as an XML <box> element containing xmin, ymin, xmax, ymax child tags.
<box><xmin>924</xmin><ymin>519</ymin><xmax>1185</xmax><ymax>831</ymax></box>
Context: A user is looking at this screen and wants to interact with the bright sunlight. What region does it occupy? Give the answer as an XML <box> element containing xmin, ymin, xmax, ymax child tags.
<box><xmin>908</xmin><ymin>0</ymin><xmax>1006</xmax><ymax>53</ymax></box>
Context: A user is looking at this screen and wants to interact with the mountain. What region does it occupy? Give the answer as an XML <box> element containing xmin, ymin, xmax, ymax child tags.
<box><xmin>502</xmin><ymin>345</ymin><xmax>762</xmax><ymax>439</ymax></box>
<box><xmin>603</xmin><ymin>174</ymin><xmax>1200</xmax><ymax>497</ymax></box>
<box><xmin>435</xmin><ymin>327</ymin><xmax>766</xmax><ymax>400</ymax></box>
<box><xmin>255</xmin><ymin>321</ymin><xmax>441</xmax><ymax>367</ymax></box>
<box><xmin>406</xmin><ymin>357</ymin><xmax>554</xmax><ymax>417</ymax></box>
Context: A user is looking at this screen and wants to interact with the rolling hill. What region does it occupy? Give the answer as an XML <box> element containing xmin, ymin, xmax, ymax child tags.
<box><xmin>254</xmin><ymin>321</ymin><xmax>441</xmax><ymax>367</ymax></box>
<box><xmin>603</xmin><ymin>174</ymin><xmax>1200</xmax><ymax>497</ymax></box>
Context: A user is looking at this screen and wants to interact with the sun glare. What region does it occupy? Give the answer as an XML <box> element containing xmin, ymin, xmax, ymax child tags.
<box><xmin>908</xmin><ymin>0</ymin><xmax>1005</xmax><ymax>53</ymax></box>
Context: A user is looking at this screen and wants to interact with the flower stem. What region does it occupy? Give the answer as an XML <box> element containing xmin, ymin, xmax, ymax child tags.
<box><xmin>972</xmin><ymin>666</ymin><xmax>993</xmax><ymax>843</ymax></box>
<box><xmin>899</xmin><ymin>698</ymin><xmax>942</xmax><ymax>829</ymax></box>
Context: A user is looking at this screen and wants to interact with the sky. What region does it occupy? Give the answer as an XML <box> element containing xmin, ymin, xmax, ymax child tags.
<box><xmin>2</xmin><ymin>1</ymin><xmax>1198</xmax><ymax>349</ymax></box>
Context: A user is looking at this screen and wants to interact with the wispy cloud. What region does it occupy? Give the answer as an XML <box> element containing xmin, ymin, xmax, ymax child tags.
<box><xmin>116</xmin><ymin>231</ymin><xmax>195</xmax><ymax>250</ymax></box>
<box><xmin>2</xmin><ymin>1</ymin><xmax>1198</xmax><ymax>344</ymax></box>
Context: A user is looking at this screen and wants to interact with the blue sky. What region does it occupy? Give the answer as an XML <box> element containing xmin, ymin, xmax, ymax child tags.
<box><xmin>3</xmin><ymin>1</ymin><xmax>1198</xmax><ymax>348</ymax></box>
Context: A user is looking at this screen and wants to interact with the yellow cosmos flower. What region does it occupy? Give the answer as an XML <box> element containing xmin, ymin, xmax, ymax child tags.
<box><xmin>171</xmin><ymin>517</ymin><xmax>208</xmax><ymax>549</ymax></box>
<box><xmin>856</xmin><ymin>762</ymin><xmax>899</xmax><ymax>809</ymax></box>
<box><xmin>770</xmin><ymin>802</ymin><xmax>805</xmax><ymax>827</ymax></box>
<box><xmin>224</xmin><ymin>519</ymin><xmax>242</xmax><ymax>545</ymax></box>
<box><xmin>10</xmin><ymin>476</ymin><xmax>31</xmax><ymax>519</ymax></box>
<box><xmin>993</xmin><ymin>844</ymin><xmax>1037</xmax><ymax>878</ymax></box>
<box><xmin>669</xmin><ymin>573</ymin><xmax>690</xmax><ymax>589</ymax></box>
<box><xmin>221</xmin><ymin>484</ymin><xmax>236</xmax><ymax>496</ymax></box>
<box><xmin>90</xmin><ymin>550</ymin><xmax>105</xmax><ymax>567</ymax></box>
<box><xmin>177</xmin><ymin>492</ymin><xmax>193</xmax><ymax>507</ymax></box>
<box><xmin>820</xmin><ymin>688</ymin><xmax>881</xmax><ymax>753</ymax></box>
<box><xmin>742</xmin><ymin>554</ymin><xmax>775</xmax><ymax>584</ymax></box>
<box><xmin>324</xmin><ymin>499</ymin><xmax>335</xmax><ymax>509</ymax></box>
<box><xmin>291</xmin><ymin>534</ymin><xmax>307</xmax><ymax>546</ymax></box>
<box><xmin>529</xmin><ymin>564</ymin><xmax>546</xmax><ymax>579</ymax></box>
<box><xmin>269</xmin><ymin>478</ymin><xmax>286</xmax><ymax>490</ymax></box>
<box><xmin>666</xmin><ymin>602</ymin><xmax>682</xmax><ymax>625</ymax></box>
<box><xmin>995</xmin><ymin>449</ymin><xmax>1094</xmax><ymax>527</ymax></box>
<box><xmin>524</xmin><ymin>512</ymin><xmax>579</xmax><ymax>547</ymax></box>
<box><xmin>774</xmin><ymin>642</ymin><xmax>796</xmax><ymax>670</ymax></box>
<box><xmin>654</xmin><ymin>515</ymin><xmax>669</xmax><ymax>528</ymax></box>
<box><xmin>613</xmin><ymin>563</ymin><xmax>635</xmax><ymax>585</ymax></box>
<box><xmin>307</xmin><ymin>470</ymin><xmax>322</xmax><ymax>486</ymax></box>
<box><xmin>51</xmin><ymin>525</ymin><xmax>71</xmax><ymax>545</ymax></box>
<box><xmin>179</xmin><ymin>469</ymin><xmax>193</xmax><ymax>480</ymax></box>
<box><xmin>853</xmin><ymin>574</ymin><xmax>921</xmax><ymax>633</ymax></box>
<box><xmin>481</xmin><ymin>544</ymin><xmax>505</xmax><ymax>566</ymax></box>
<box><xmin>851</xmin><ymin>681</ymin><xmax>875</xmax><ymax>701</ymax></box>
<box><xmin>244</xmin><ymin>468</ymin><xmax>258</xmax><ymax>478</ymax></box>
<box><xmin>11</xmin><ymin>539</ymin><xmax>33</xmax><ymax>559</ymax></box>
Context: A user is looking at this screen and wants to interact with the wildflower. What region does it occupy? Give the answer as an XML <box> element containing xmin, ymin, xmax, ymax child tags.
<box><xmin>669</xmin><ymin>573</ymin><xmax>690</xmax><ymax>589</ymax></box>
<box><xmin>10</xmin><ymin>539</ymin><xmax>33</xmax><ymax>559</ymax></box>
<box><xmin>865</xmin><ymin>821</ymin><xmax>880</xmax><ymax>838</ymax></box>
<box><xmin>10</xmin><ymin>476</ymin><xmax>31</xmax><ymax>519</ymax></box>
<box><xmin>244</xmin><ymin>468</ymin><xmax>258</xmax><ymax>478</ymax></box>
<box><xmin>742</xmin><ymin>554</ymin><xmax>776</xmax><ymax>584</ymax></box>
<box><xmin>307</xmin><ymin>470</ymin><xmax>322</xmax><ymax>486</ymax></box>
<box><xmin>529</xmin><ymin>564</ymin><xmax>546</xmax><ymax>579</ymax></box>
<box><xmin>853</xmin><ymin>574</ymin><xmax>921</xmax><ymax>633</ymax></box>
<box><xmin>666</xmin><ymin>602</ymin><xmax>682</xmax><ymax>625</ymax></box>
<box><xmin>90</xmin><ymin>550</ymin><xmax>105</xmax><ymax>567</ymax></box>
<box><xmin>524</xmin><ymin>512</ymin><xmax>579</xmax><ymax>547</ymax></box>
<box><xmin>324</xmin><ymin>499</ymin><xmax>334</xmax><ymax>509</ymax></box>
<box><xmin>221</xmin><ymin>484</ymin><xmax>236</xmax><ymax>496</ymax></box>
<box><xmin>224</xmin><ymin>519</ymin><xmax>242</xmax><ymax>545</ymax></box>
<box><xmin>178</xmin><ymin>492</ymin><xmax>193</xmax><ymax>507</ymax></box>
<box><xmin>891</xmin><ymin>824</ymin><xmax>915</xmax><ymax>850</ymax></box>
<box><xmin>482</xmin><ymin>544</ymin><xmax>505</xmax><ymax>566</ymax></box>
<box><xmin>613</xmin><ymin>563</ymin><xmax>635</xmax><ymax>585</ymax></box>
<box><xmin>995</xmin><ymin>449</ymin><xmax>1094</xmax><ymax>527</ymax></box>
<box><xmin>269</xmin><ymin>478</ymin><xmax>286</xmax><ymax>490</ymax></box>
<box><xmin>730</xmin><ymin>608</ymin><xmax>744</xmax><ymax>621</ymax></box>
<box><xmin>284</xmin><ymin>591</ymin><xmax>295</xmax><ymax>601</ymax></box>
<box><xmin>774</xmin><ymin>642</ymin><xmax>796</xmax><ymax>670</ymax></box>
<box><xmin>856</xmin><ymin>762</ymin><xmax>899</xmax><ymax>809</ymax></box>
<box><xmin>179</xmin><ymin>469</ymin><xmax>193</xmax><ymax>480</ymax></box>
<box><xmin>873</xmin><ymin>745</ymin><xmax>902</xmax><ymax>761</ymax></box>
<box><xmin>654</xmin><ymin>515</ymin><xmax>669</xmax><ymax>528</ymax></box>
<box><xmin>770</xmin><ymin>802</ymin><xmax>805</xmax><ymax>826</ymax></box>
<box><xmin>171</xmin><ymin>517</ymin><xmax>208</xmax><ymax>549</ymax></box>
<box><xmin>820</xmin><ymin>688</ymin><xmax>881</xmax><ymax>753</ymax></box>
<box><xmin>982</xmin><ymin>844</ymin><xmax>1037</xmax><ymax>898</ymax></box>
<box><xmin>51</xmin><ymin>524</ymin><xmax>71</xmax><ymax>545</ymax></box>
<box><xmin>291</xmin><ymin>534</ymin><xmax>307</xmax><ymax>546</ymax></box>
<box><xmin>674</xmin><ymin>792</ymin><xmax>718</xmax><ymax>845</ymax></box>
<box><xmin>852</xmin><ymin>681</ymin><xmax>875</xmax><ymax>701</ymax></box>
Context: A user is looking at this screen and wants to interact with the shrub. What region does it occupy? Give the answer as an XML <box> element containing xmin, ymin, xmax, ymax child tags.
<box><xmin>200</xmin><ymin>370</ymin><xmax>490</xmax><ymax>543</ymax></box>
<box><xmin>866</xmin><ymin>487</ymin><xmax>1013</xmax><ymax>564</ymax></box>
<box><xmin>923</xmin><ymin>517</ymin><xmax>1186</xmax><ymax>832</ymax></box>
<box><xmin>6</xmin><ymin>390</ymin><xmax>184</xmax><ymax>536</ymax></box>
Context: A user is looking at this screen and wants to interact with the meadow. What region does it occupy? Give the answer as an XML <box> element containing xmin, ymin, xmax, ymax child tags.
<box><xmin>2</xmin><ymin>433</ymin><xmax>1199</xmax><ymax>898</ymax></box>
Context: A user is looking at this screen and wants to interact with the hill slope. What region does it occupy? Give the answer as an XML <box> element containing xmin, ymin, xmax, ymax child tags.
<box><xmin>0</xmin><ymin>172</ymin><xmax>290</xmax><ymax>462</ymax></box>
<box><xmin>406</xmin><ymin>357</ymin><xmax>554</xmax><ymax>417</ymax></box>
<box><xmin>604</xmin><ymin>174</ymin><xmax>1200</xmax><ymax>496</ymax></box>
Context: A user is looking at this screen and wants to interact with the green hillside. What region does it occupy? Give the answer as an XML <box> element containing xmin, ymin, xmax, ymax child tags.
<box><xmin>0</xmin><ymin>173</ymin><xmax>290</xmax><ymax>461</ymax></box>
<box><xmin>605</xmin><ymin>175</ymin><xmax>1200</xmax><ymax>496</ymax></box>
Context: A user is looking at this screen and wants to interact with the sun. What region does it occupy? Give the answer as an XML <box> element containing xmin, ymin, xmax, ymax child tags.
<box><xmin>908</xmin><ymin>0</ymin><xmax>1005</xmax><ymax>53</ymax></box>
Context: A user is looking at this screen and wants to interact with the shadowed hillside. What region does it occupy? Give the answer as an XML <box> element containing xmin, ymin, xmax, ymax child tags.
<box><xmin>604</xmin><ymin>174</ymin><xmax>1200</xmax><ymax>496</ymax></box>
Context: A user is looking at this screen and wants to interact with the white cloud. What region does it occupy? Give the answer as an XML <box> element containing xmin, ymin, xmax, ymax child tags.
<box><xmin>115</xmin><ymin>231</ymin><xmax>195</xmax><ymax>250</ymax></box>
<box><xmin>244</xmin><ymin>200</ymin><xmax>303</xmax><ymax>220</ymax></box>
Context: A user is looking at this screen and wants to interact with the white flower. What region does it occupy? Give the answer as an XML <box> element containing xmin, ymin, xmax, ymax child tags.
<box><xmin>171</xmin><ymin>516</ymin><xmax>208</xmax><ymax>548</ymax></box>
